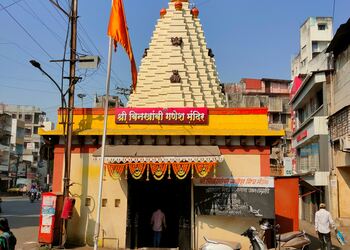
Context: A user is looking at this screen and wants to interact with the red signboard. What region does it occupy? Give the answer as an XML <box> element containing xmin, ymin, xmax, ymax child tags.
<box><xmin>296</xmin><ymin>130</ymin><xmax>308</xmax><ymax>142</ymax></box>
<box><xmin>115</xmin><ymin>107</ymin><xmax>209</xmax><ymax>124</ymax></box>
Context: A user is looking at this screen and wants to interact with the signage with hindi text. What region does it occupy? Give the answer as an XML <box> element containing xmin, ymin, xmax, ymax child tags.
<box><xmin>115</xmin><ymin>107</ymin><xmax>209</xmax><ymax>124</ymax></box>
<box><xmin>194</xmin><ymin>177</ymin><xmax>275</xmax><ymax>219</ymax></box>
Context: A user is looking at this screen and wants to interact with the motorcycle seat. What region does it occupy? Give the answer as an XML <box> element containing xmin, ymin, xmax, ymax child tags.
<box><xmin>276</xmin><ymin>231</ymin><xmax>303</xmax><ymax>242</ymax></box>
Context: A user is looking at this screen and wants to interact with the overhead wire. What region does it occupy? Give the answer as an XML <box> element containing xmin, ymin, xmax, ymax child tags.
<box><xmin>0</xmin><ymin>0</ymin><xmax>24</xmax><ymax>11</ymax></box>
<box><xmin>19</xmin><ymin>1</ymin><xmax>65</xmax><ymax>45</ymax></box>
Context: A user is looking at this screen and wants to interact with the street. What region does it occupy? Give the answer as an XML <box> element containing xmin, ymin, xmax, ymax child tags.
<box><xmin>1</xmin><ymin>196</ymin><xmax>40</xmax><ymax>249</ymax></box>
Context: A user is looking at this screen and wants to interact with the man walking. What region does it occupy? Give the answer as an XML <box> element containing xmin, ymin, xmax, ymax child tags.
<box><xmin>151</xmin><ymin>208</ymin><xmax>166</xmax><ymax>248</ymax></box>
<box><xmin>315</xmin><ymin>203</ymin><xmax>337</xmax><ymax>250</ymax></box>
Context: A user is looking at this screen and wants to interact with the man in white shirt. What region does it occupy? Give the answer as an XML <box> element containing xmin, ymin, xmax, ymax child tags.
<box><xmin>151</xmin><ymin>208</ymin><xmax>166</xmax><ymax>247</ymax></box>
<box><xmin>315</xmin><ymin>203</ymin><xmax>337</xmax><ymax>250</ymax></box>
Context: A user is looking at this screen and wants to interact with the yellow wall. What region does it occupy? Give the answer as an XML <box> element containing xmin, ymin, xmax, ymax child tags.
<box><xmin>218</xmin><ymin>155</ymin><xmax>261</xmax><ymax>177</ymax></box>
<box><xmin>67</xmin><ymin>154</ymin><xmax>127</xmax><ymax>247</ymax></box>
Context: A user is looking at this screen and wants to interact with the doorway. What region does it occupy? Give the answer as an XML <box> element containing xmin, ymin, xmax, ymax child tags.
<box><xmin>126</xmin><ymin>172</ymin><xmax>192</xmax><ymax>249</ymax></box>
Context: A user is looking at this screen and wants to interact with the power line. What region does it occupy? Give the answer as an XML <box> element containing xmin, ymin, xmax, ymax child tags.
<box><xmin>0</xmin><ymin>83</ymin><xmax>58</xmax><ymax>94</ymax></box>
<box><xmin>19</xmin><ymin>1</ymin><xmax>65</xmax><ymax>44</ymax></box>
<box><xmin>332</xmin><ymin>0</ymin><xmax>336</xmax><ymax>22</ymax></box>
<box><xmin>0</xmin><ymin>0</ymin><xmax>24</xmax><ymax>11</ymax></box>
<box><xmin>0</xmin><ymin>2</ymin><xmax>56</xmax><ymax>60</ymax></box>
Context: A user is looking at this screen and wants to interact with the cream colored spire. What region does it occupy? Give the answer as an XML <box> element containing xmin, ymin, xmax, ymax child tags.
<box><xmin>128</xmin><ymin>1</ymin><xmax>225</xmax><ymax>108</ymax></box>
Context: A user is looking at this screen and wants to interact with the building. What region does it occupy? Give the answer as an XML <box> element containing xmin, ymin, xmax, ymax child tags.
<box><xmin>39</xmin><ymin>1</ymin><xmax>300</xmax><ymax>249</ymax></box>
<box><xmin>291</xmin><ymin>17</ymin><xmax>333</xmax><ymax>78</ymax></box>
<box><xmin>225</xmin><ymin>78</ymin><xmax>293</xmax><ymax>176</ymax></box>
<box><xmin>289</xmin><ymin>17</ymin><xmax>334</xmax><ymax>224</ymax></box>
<box><xmin>94</xmin><ymin>95</ymin><xmax>124</xmax><ymax>108</ymax></box>
<box><xmin>9</xmin><ymin>118</ymin><xmax>25</xmax><ymax>186</ymax></box>
<box><xmin>326</xmin><ymin>18</ymin><xmax>350</xmax><ymax>227</ymax></box>
<box><xmin>0</xmin><ymin>112</ymin><xmax>12</xmax><ymax>190</ymax></box>
<box><xmin>1</xmin><ymin>104</ymin><xmax>47</xmax><ymax>184</ymax></box>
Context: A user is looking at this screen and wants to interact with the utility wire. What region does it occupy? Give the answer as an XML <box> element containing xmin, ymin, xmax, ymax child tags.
<box><xmin>19</xmin><ymin>1</ymin><xmax>65</xmax><ymax>44</ymax></box>
<box><xmin>0</xmin><ymin>0</ymin><xmax>24</xmax><ymax>11</ymax></box>
<box><xmin>0</xmin><ymin>3</ymin><xmax>56</xmax><ymax>61</ymax></box>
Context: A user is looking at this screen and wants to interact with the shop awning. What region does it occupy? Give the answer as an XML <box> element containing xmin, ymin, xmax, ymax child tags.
<box><xmin>93</xmin><ymin>145</ymin><xmax>223</xmax><ymax>180</ymax></box>
<box><xmin>299</xmin><ymin>179</ymin><xmax>323</xmax><ymax>197</ymax></box>
<box><xmin>93</xmin><ymin>145</ymin><xmax>223</xmax><ymax>163</ymax></box>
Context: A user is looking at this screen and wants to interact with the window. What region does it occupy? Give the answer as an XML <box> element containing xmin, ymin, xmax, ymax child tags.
<box><xmin>12</xmin><ymin>114</ymin><xmax>16</xmax><ymax>119</ymax></box>
<box><xmin>281</xmin><ymin>114</ymin><xmax>287</xmax><ymax>124</ymax></box>
<box><xmin>272</xmin><ymin>113</ymin><xmax>280</xmax><ymax>123</ymax></box>
<box><xmin>24</xmin><ymin>114</ymin><xmax>32</xmax><ymax>122</ymax></box>
<box><xmin>318</xmin><ymin>24</ymin><xmax>326</xmax><ymax>30</ymax></box>
<box><xmin>316</xmin><ymin>90</ymin><xmax>323</xmax><ymax>108</ymax></box>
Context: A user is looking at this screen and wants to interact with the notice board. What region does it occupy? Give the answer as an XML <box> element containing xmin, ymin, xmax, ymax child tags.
<box><xmin>194</xmin><ymin>177</ymin><xmax>275</xmax><ymax>219</ymax></box>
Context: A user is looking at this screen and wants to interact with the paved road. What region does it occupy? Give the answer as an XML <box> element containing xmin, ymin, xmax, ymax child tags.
<box><xmin>1</xmin><ymin>196</ymin><xmax>40</xmax><ymax>249</ymax></box>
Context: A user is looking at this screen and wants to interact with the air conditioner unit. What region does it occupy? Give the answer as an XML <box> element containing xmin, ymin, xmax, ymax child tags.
<box><xmin>339</xmin><ymin>135</ymin><xmax>350</xmax><ymax>152</ymax></box>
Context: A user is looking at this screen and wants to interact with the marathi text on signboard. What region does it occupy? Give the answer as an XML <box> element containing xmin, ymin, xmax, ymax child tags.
<box><xmin>194</xmin><ymin>177</ymin><xmax>275</xmax><ymax>219</ymax></box>
<box><xmin>115</xmin><ymin>107</ymin><xmax>208</xmax><ymax>124</ymax></box>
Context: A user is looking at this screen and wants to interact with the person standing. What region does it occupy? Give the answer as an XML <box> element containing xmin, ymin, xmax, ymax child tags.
<box><xmin>151</xmin><ymin>208</ymin><xmax>166</xmax><ymax>248</ymax></box>
<box><xmin>0</xmin><ymin>217</ymin><xmax>16</xmax><ymax>250</ymax></box>
<box><xmin>315</xmin><ymin>203</ymin><xmax>337</xmax><ymax>250</ymax></box>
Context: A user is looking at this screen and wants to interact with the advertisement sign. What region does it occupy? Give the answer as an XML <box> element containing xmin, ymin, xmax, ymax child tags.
<box><xmin>115</xmin><ymin>107</ymin><xmax>208</xmax><ymax>124</ymax></box>
<box><xmin>283</xmin><ymin>157</ymin><xmax>293</xmax><ymax>176</ymax></box>
<box><xmin>194</xmin><ymin>177</ymin><xmax>275</xmax><ymax>219</ymax></box>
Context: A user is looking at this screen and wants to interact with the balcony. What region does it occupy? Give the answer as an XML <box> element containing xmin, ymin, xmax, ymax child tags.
<box><xmin>269</xmin><ymin>123</ymin><xmax>284</xmax><ymax>130</ymax></box>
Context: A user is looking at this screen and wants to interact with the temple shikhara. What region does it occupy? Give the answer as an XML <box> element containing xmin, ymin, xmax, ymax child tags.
<box><xmin>39</xmin><ymin>0</ymin><xmax>298</xmax><ymax>249</ymax></box>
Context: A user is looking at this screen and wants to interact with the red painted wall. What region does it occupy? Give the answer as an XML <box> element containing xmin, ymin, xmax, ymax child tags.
<box><xmin>274</xmin><ymin>177</ymin><xmax>299</xmax><ymax>232</ymax></box>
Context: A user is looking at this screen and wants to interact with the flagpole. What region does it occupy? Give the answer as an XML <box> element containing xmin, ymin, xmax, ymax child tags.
<box><xmin>93</xmin><ymin>35</ymin><xmax>113</xmax><ymax>250</ymax></box>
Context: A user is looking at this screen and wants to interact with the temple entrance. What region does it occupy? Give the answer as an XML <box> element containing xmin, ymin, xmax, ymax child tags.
<box><xmin>126</xmin><ymin>172</ymin><xmax>192</xmax><ymax>249</ymax></box>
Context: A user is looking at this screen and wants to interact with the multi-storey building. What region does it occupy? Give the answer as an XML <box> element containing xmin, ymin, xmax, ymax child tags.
<box><xmin>1</xmin><ymin>104</ymin><xmax>47</xmax><ymax>183</ymax></box>
<box><xmin>326</xmin><ymin>18</ymin><xmax>350</xmax><ymax>227</ymax></box>
<box><xmin>225</xmin><ymin>78</ymin><xmax>292</xmax><ymax>176</ymax></box>
<box><xmin>0</xmin><ymin>112</ymin><xmax>12</xmax><ymax>190</ymax></box>
<box><xmin>290</xmin><ymin>17</ymin><xmax>333</xmax><ymax>224</ymax></box>
<box><xmin>9</xmin><ymin>118</ymin><xmax>25</xmax><ymax>186</ymax></box>
<box><xmin>291</xmin><ymin>17</ymin><xmax>333</xmax><ymax>78</ymax></box>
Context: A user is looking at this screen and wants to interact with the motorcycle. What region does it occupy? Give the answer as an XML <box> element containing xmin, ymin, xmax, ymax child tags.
<box><xmin>29</xmin><ymin>191</ymin><xmax>36</xmax><ymax>203</ymax></box>
<box><xmin>260</xmin><ymin>221</ymin><xmax>311</xmax><ymax>250</ymax></box>
<box><xmin>200</xmin><ymin>222</ymin><xmax>310</xmax><ymax>250</ymax></box>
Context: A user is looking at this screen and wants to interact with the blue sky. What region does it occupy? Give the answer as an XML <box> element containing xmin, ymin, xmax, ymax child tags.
<box><xmin>1</xmin><ymin>0</ymin><xmax>349</xmax><ymax>122</ymax></box>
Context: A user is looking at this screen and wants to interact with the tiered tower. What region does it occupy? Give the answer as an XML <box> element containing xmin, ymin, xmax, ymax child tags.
<box><xmin>128</xmin><ymin>0</ymin><xmax>225</xmax><ymax>108</ymax></box>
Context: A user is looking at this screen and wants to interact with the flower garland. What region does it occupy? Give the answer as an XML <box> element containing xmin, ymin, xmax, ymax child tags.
<box><xmin>103</xmin><ymin>161</ymin><xmax>218</xmax><ymax>180</ymax></box>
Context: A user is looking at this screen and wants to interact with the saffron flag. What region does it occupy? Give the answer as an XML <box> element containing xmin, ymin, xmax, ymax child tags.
<box><xmin>108</xmin><ymin>0</ymin><xmax>137</xmax><ymax>91</ymax></box>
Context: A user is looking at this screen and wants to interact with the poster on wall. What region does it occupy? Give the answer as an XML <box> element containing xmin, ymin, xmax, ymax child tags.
<box><xmin>194</xmin><ymin>177</ymin><xmax>275</xmax><ymax>219</ymax></box>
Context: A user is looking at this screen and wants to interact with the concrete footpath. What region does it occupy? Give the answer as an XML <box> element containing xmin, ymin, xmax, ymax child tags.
<box><xmin>300</xmin><ymin>220</ymin><xmax>350</xmax><ymax>249</ymax></box>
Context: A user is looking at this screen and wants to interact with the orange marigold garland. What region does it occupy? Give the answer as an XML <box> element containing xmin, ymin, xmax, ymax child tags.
<box><xmin>194</xmin><ymin>162</ymin><xmax>215</xmax><ymax>178</ymax></box>
<box><xmin>150</xmin><ymin>162</ymin><xmax>168</xmax><ymax>180</ymax></box>
<box><xmin>105</xmin><ymin>163</ymin><xmax>125</xmax><ymax>180</ymax></box>
<box><xmin>129</xmin><ymin>162</ymin><xmax>147</xmax><ymax>180</ymax></box>
<box><xmin>172</xmin><ymin>162</ymin><xmax>191</xmax><ymax>180</ymax></box>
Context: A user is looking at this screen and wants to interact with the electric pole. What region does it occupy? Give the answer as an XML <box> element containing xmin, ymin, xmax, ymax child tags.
<box><xmin>64</xmin><ymin>0</ymin><xmax>78</xmax><ymax>199</ymax></box>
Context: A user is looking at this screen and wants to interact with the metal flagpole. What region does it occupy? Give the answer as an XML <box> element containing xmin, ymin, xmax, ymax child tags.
<box><xmin>93</xmin><ymin>35</ymin><xmax>113</xmax><ymax>250</ymax></box>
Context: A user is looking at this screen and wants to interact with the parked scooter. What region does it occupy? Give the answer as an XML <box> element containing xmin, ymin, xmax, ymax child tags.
<box><xmin>200</xmin><ymin>236</ymin><xmax>242</xmax><ymax>250</ymax></box>
<box><xmin>200</xmin><ymin>226</ymin><xmax>267</xmax><ymax>250</ymax></box>
<box><xmin>260</xmin><ymin>220</ymin><xmax>311</xmax><ymax>250</ymax></box>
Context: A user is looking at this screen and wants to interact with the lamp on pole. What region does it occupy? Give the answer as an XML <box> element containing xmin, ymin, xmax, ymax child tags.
<box><xmin>29</xmin><ymin>59</ymin><xmax>73</xmax><ymax>197</ymax></box>
<box><xmin>77</xmin><ymin>93</ymin><xmax>86</xmax><ymax>108</ymax></box>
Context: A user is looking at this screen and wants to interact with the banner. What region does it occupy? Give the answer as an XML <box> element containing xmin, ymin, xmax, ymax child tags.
<box><xmin>115</xmin><ymin>107</ymin><xmax>208</xmax><ymax>124</ymax></box>
<box><xmin>194</xmin><ymin>177</ymin><xmax>275</xmax><ymax>219</ymax></box>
